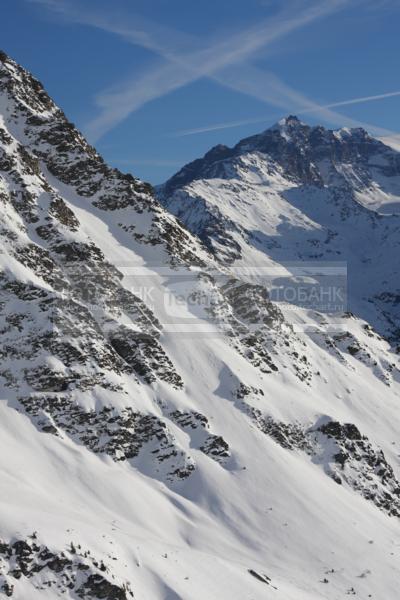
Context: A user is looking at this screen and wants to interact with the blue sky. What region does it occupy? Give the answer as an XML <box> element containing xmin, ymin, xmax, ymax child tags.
<box><xmin>2</xmin><ymin>0</ymin><xmax>400</xmax><ymax>183</ymax></box>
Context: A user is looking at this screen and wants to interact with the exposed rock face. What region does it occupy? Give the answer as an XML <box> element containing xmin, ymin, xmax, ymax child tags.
<box><xmin>314</xmin><ymin>421</ymin><xmax>400</xmax><ymax>517</ymax></box>
<box><xmin>17</xmin><ymin>397</ymin><xmax>196</xmax><ymax>480</ymax></box>
<box><xmin>169</xmin><ymin>410</ymin><xmax>230</xmax><ymax>463</ymax></box>
<box><xmin>0</xmin><ymin>537</ymin><xmax>133</xmax><ymax>599</ymax></box>
<box><xmin>247</xmin><ymin>405</ymin><xmax>400</xmax><ymax>518</ymax></box>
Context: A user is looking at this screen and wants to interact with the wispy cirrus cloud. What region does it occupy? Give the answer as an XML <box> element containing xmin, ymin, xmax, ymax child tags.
<box><xmin>207</xmin><ymin>64</ymin><xmax>398</xmax><ymax>136</ymax></box>
<box><xmin>86</xmin><ymin>1</ymin><xmax>351</xmax><ymax>140</ymax></box>
<box><xmin>379</xmin><ymin>135</ymin><xmax>400</xmax><ymax>150</ymax></box>
<box><xmin>313</xmin><ymin>90</ymin><xmax>400</xmax><ymax>110</ymax></box>
<box><xmin>28</xmin><ymin>0</ymin><xmax>196</xmax><ymax>55</ymax></box>
<box><xmin>28</xmin><ymin>0</ymin><xmax>352</xmax><ymax>141</ymax></box>
<box><xmin>27</xmin><ymin>0</ymin><xmax>399</xmax><ymax>143</ymax></box>
<box><xmin>172</xmin><ymin>85</ymin><xmax>400</xmax><ymax>137</ymax></box>
<box><xmin>172</xmin><ymin>115</ymin><xmax>281</xmax><ymax>137</ymax></box>
<box><xmin>173</xmin><ymin>87</ymin><xmax>400</xmax><ymax>137</ymax></box>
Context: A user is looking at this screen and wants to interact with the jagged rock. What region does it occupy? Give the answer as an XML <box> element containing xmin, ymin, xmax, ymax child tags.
<box><xmin>249</xmin><ymin>410</ymin><xmax>400</xmax><ymax>517</ymax></box>
<box><xmin>314</xmin><ymin>420</ymin><xmax>400</xmax><ymax>516</ymax></box>
<box><xmin>18</xmin><ymin>396</ymin><xmax>194</xmax><ymax>480</ymax></box>
<box><xmin>170</xmin><ymin>410</ymin><xmax>230</xmax><ymax>463</ymax></box>
<box><xmin>0</xmin><ymin>537</ymin><xmax>133</xmax><ymax>599</ymax></box>
<box><xmin>78</xmin><ymin>574</ymin><xmax>128</xmax><ymax>600</ymax></box>
<box><xmin>110</xmin><ymin>328</ymin><xmax>183</xmax><ymax>387</ymax></box>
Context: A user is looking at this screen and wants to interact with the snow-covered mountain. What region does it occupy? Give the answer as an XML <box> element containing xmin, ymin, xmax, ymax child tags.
<box><xmin>1</xmin><ymin>52</ymin><xmax>400</xmax><ymax>600</ymax></box>
<box><xmin>159</xmin><ymin>115</ymin><xmax>400</xmax><ymax>344</ymax></box>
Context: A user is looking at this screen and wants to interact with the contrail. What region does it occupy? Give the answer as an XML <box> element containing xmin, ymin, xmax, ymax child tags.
<box><xmin>173</xmin><ymin>90</ymin><xmax>400</xmax><ymax>137</ymax></box>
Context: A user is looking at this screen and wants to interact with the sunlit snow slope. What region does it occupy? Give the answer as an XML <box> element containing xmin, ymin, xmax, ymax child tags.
<box><xmin>1</xmin><ymin>53</ymin><xmax>400</xmax><ymax>600</ymax></box>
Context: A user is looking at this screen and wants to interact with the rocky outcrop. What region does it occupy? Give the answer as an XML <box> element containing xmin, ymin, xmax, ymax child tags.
<box><xmin>0</xmin><ymin>536</ymin><xmax>133</xmax><ymax>599</ymax></box>
<box><xmin>17</xmin><ymin>396</ymin><xmax>195</xmax><ymax>480</ymax></box>
<box><xmin>248</xmin><ymin>408</ymin><xmax>400</xmax><ymax>518</ymax></box>
<box><xmin>170</xmin><ymin>410</ymin><xmax>230</xmax><ymax>463</ymax></box>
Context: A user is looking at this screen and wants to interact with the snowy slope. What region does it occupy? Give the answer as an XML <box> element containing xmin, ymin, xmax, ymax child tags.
<box><xmin>1</xmin><ymin>52</ymin><xmax>400</xmax><ymax>600</ymax></box>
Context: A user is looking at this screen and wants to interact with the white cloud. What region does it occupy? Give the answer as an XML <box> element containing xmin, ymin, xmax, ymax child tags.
<box><xmin>172</xmin><ymin>116</ymin><xmax>279</xmax><ymax>137</ymax></box>
<box><xmin>28</xmin><ymin>0</ymin><xmax>351</xmax><ymax>141</ymax></box>
<box><xmin>173</xmin><ymin>89</ymin><xmax>400</xmax><ymax>137</ymax></box>
<box><xmin>209</xmin><ymin>65</ymin><xmax>398</xmax><ymax>136</ymax></box>
<box><xmin>29</xmin><ymin>0</ymin><xmax>399</xmax><ymax>143</ymax></box>
<box><xmin>378</xmin><ymin>135</ymin><xmax>400</xmax><ymax>151</ymax></box>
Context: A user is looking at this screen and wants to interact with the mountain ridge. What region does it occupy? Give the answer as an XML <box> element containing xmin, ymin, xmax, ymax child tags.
<box><xmin>161</xmin><ymin>114</ymin><xmax>400</xmax><ymax>196</ymax></box>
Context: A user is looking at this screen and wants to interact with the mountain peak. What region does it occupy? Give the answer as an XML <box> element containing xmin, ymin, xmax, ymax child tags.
<box><xmin>271</xmin><ymin>114</ymin><xmax>305</xmax><ymax>130</ymax></box>
<box><xmin>266</xmin><ymin>114</ymin><xmax>309</xmax><ymax>142</ymax></box>
<box><xmin>279</xmin><ymin>114</ymin><xmax>302</xmax><ymax>125</ymax></box>
<box><xmin>162</xmin><ymin>114</ymin><xmax>399</xmax><ymax>196</ymax></box>
<box><xmin>268</xmin><ymin>116</ymin><xmax>372</xmax><ymax>145</ymax></box>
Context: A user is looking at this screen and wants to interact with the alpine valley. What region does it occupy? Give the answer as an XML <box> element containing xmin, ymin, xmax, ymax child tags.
<box><xmin>1</xmin><ymin>51</ymin><xmax>400</xmax><ymax>600</ymax></box>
